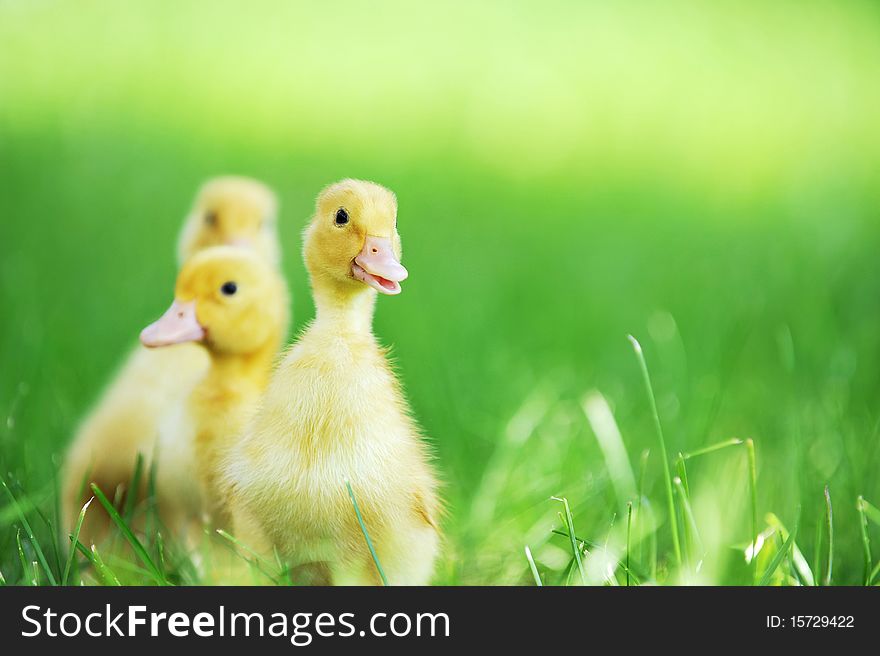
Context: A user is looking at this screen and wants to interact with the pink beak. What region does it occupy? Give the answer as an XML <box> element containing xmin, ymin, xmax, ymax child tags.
<box><xmin>140</xmin><ymin>300</ymin><xmax>205</xmax><ymax>348</ymax></box>
<box><xmin>352</xmin><ymin>236</ymin><xmax>408</xmax><ymax>295</ymax></box>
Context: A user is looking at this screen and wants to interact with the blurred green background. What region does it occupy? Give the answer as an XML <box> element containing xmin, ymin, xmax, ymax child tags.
<box><xmin>2</xmin><ymin>0</ymin><xmax>880</xmax><ymax>584</ymax></box>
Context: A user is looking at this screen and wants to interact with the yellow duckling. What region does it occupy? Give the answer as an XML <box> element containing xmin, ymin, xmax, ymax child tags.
<box><xmin>223</xmin><ymin>179</ymin><xmax>441</xmax><ymax>586</ymax></box>
<box><xmin>140</xmin><ymin>246</ymin><xmax>289</xmax><ymax>531</ymax></box>
<box><xmin>176</xmin><ymin>176</ymin><xmax>281</xmax><ymax>267</ymax></box>
<box><xmin>62</xmin><ymin>176</ymin><xmax>281</xmax><ymax>543</ymax></box>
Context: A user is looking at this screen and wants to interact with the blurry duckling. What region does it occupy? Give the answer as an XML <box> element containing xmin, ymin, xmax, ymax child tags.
<box><xmin>223</xmin><ymin>179</ymin><xmax>440</xmax><ymax>585</ymax></box>
<box><xmin>177</xmin><ymin>176</ymin><xmax>281</xmax><ymax>266</ymax></box>
<box><xmin>141</xmin><ymin>246</ymin><xmax>289</xmax><ymax>532</ymax></box>
<box><xmin>61</xmin><ymin>176</ymin><xmax>282</xmax><ymax>544</ymax></box>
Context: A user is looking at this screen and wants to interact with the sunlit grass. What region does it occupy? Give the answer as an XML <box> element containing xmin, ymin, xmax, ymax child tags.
<box><xmin>629</xmin><ymin>335</ymin><xmax>681</xmax><ymax>571</ymax></box>
<box><xmin>823</xmin><ymin>486</ymin><xmax>834</xmax><ymax>586</ymax></box>
<box><xmin>2</xmin><ymin>335</ymin><xmax>880</xmax><ymax>586</ymax></box>
<box><xmin>62</xmin><ymin>496</ymin><xmax>92</xmax><ymax>586</ymax></box>
<box><xmin>524</xmin><ymin>546</ymin><xmax>543</xmax><ymax>586</ymax></box>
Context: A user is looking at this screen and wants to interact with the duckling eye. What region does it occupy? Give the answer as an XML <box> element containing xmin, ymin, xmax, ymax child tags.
<box><xmin>334</xmin><ymin>208</ymin><xmax>349</xmax><ymax>226</ymax></box>
<box><xmin>220</xmin><ymin>281</ymin><xmax>238</xmax><ymax>296</ymax></box>
<box><xmin>205</xmin><ymin>211</ymin><xmax>218</xmax><ymax>227</ymax></box>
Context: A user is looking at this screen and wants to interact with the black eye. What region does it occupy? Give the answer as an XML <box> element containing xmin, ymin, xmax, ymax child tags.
<box><xmin>205</xmin><ymin>211</ymin><xmax>218</xmax><ymax>227</ymax></box>
<box><xmin>220</xmin><ymin>281</ymin><xmax>237</xmax><ymax>296</ymax></box>
<box><xmin>335</xmin><ymin>208</ymin><xmax>349</xmax><ymax>226</ymax></box>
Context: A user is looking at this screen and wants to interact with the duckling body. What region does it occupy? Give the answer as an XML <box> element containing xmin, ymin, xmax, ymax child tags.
<box><xmin>63</xmin><ymin>343</ymin><xmax>208</xmax><ymax>534</ymax></box>
<box><xmin>152</xmin><ymin>351</ymin><xmax>276</xmax><ymax>533</ymax></box>
<box><xmin>224</xmin><ymin>179</ymin><xmax>440</xmax><ymax>585</ymax></box>
<box><xmin>62</xmin><ymin>176</ymin><xmax>281</xmax><ymax>541</ymax></box>
<box><xmin>141</xmin><ymin>246</ymin><xmax>288</xmax><ymax>532</ymax></box>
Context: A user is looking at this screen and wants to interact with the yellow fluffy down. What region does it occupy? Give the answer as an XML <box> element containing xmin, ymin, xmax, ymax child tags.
<box><xmin>153</xmin><ymin>246</ymin><xmax>289</xmax><ymax>540</ymax></box>
<box><xmin>222</xmin><ymin>180</ymin><xmax>441</xmax><ymax>586</ymax></box>
<box><xmin>61</xmin><ymin>176</ymin><xmax>282</xmax><ymax>545</ymax></box>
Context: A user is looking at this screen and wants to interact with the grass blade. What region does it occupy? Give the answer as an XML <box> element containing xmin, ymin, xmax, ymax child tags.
<box><xmin>680</xmin><ymin>438</ymin><xmax>743</xmax><ymax>460</ymax></box>
<box><xmin>550</xmin><ymin>529</ymin><xmax>600</xmax><ymax>551</ymax></box>
<box><xmin>72</xmin><ymin>537</ymin><xmax>92</xmax><ymax>560</ymax></box>
<box><xmin>345</xmin><ymin>480</ymin><xmax>388</xmax><ymax>586</ymax></box>
<box><xmin>215</xmin><ymin>529</ymin><xmax>284</xmax><ymax>584</ymax></box>
<box><xmin>745</xmin><ymin>439</ymin><xmax>758</xmax><ymax>585</ymax></box>
<box><xmin>101</xmin><ymin>558</ymin><xmax>156</xmax><ymax>580</ymax></box>
<box><xmin>69</xmin><ymin>538</ymin><xmax>118</xmax><ymax>586</ymax></box>
<box><xmin>766</xmin><ymin>513</ymin><xmax>814</xmax><ymax>586</ymax></box>
<box><xmin>273</xmin><ymin>547</ymin><xmax>292</xmax><ymax>586</ymax></box>
<box><xmin>156</xmin><ymin>531</ymin><xmax>166</xmax><ymax>574</ymax></box>
<box><xmin>673</xmin><ymin>477</ymin><xmax>704</xmax><ymax>573</ymax></box>
<box><xmin>32</xmin><ymin>497</ymin><xmax>63</xmax><ymax>581</ymax></box>
<box><xmin>145</xmin><ymin>446</ymin><xmax>160</xmax><ymax>549</ymax></box>
<box><xmin>551</xmin><ymin>496</ymin><xmax>586</xmax><ymax>584</ymax></box>
<box><xmin>16</xmin><ymin>529</ymin><xmax>28</xmax><ymax>585</ymax></box>
<box><xmin>89</xmin><ymin>483</ymin><xmax>167</xmax><ymax>585</ymax></box>
<box><xmin>89</xmin><ymin>544</ymin><xmax>121</xmax><ymax>586</ymax></box>
<box><xmin>637</xmin><ymin>448</ymin><xmax>649</xmax><ymax>567</ymax></box>
<box><xmin>0</xmin><ymin>486</ymin><xmax>51</xmax><ymax>525</ymax></box>
<box><xmin>524</xmin><ymin>546</ymin><xmax>543</xmax><ymax>586</ymax></box>
<box><xmin>823</xmin><ymin>485</ymin><xmax>833</xmax><ymax>586</ymax></box>
<box><xmin>122</xmin><ymin>453</ymin><xmax>144</xmax><ymax>521</ymax></box>
<box><xmin>62</xmin><ymin>497</ymin><xmax>93</xmax><ymax>586</ymax></box>
<box><xmin>675</xmin><ymin>455</ymin><xmax>689</xmax><ymax>497</ymax></box>
<box><xmin>759</xmin><ymin>518</ymin><xmax>798</xmax><ymax>586</ymax></box>
<box><xmin>861</xmin><ymin>497</ymin><xmax>880</xmax><ymax>526</ymax></box>
<box><xmin>628</xmin><ymin>335</ymin><xmax>681</xmax><ymax>569</ymax></box>
<box><xmin>583</xmin><ymin>391</ymin><xmax>637</xmax><ymax>505</ymax></box>
<box><xmin>1</xmin><ymin>475</ymin><xmax>58</xmax><ymax>585</ymax></box>
<box><xmin>626</xmin><ymin>501</ymin><xmax>633</xmax><ymax>586</ymax></box>
<box><xmin>857</xmin><ymin>496</ymin><xmax>872</xmax><ymax>586</ymax></box>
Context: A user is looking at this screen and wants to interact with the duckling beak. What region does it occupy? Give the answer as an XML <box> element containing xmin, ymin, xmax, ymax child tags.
<box><xmin>140</xmin><ymin>300</ymin><xmax>206</xmax><ymax>348</ymax></box>
<box><xmin>352</xmin><ymin>236</ymin><xmax>408</xmax><ymax>295</ymax></box>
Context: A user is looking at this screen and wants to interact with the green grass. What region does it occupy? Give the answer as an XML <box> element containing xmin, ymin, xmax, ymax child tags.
<box><xmin>758</xmin><ymin>517</ymin><xmax>798</xmax><ymax>587</ymax></box>
<box><xmin>630</xmin><ymin>335</ymin><xmax>682</xmax><ymax>570</ymax></box>
<box><xmin>89</xmin><ymin>483</ymin><xmax>169</xmax><ymax>585</ymax></box>
<box><xmin>2</xmin><ymin>0</ymin><xmax>880</xmax><ymax>585</ymax></box>
<box><xmin>61</xmin><ymin>496</ymin><xmax>91</xmax><ymax>586</ymax></box>
<box><xmin>524</xmin><ymin>546</ymin><xmax>543</xmax><ymax>586</ymax></box>
<box><xmin>824</xmin><ymin>485</ymin><xmax>835</xmax><ymax>586</ymax></box>
<box><xmin>346</xmin><ymin>480</ymin><xmax>389</xmax><ymax>586</ymax></box>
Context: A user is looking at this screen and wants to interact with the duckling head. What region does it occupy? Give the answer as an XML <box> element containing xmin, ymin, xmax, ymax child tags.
<box><xmin>303</xmin><ymin>178</ymin><xmax>407</xmax><ymax>298</ymax></box>
<box><xmin>140</xmin><ymin>246</ymin><xmax>288</xmax><ymax>356</ymax></box>
<box><xmin>177</xmin><ymin>176</ymin><xmax>280</xmax><ymax>266</ymax></box>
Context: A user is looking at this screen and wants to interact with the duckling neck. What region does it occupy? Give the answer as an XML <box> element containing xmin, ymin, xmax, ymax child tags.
<box><xmin>204</xmin><ymin>342</ymin><xmax>277</xmax><ymax>392</ymax></box>
<box><xmin>312</xmin><ymin>284</ymin><xmax>376</xmax><ymax>335</ymax></box>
